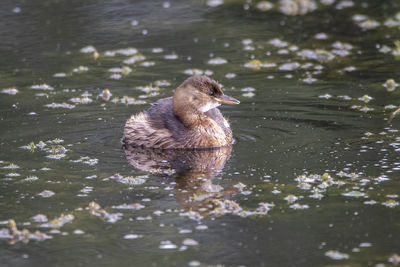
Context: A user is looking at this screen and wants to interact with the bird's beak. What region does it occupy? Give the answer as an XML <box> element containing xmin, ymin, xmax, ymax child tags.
<box><xmin>215</xmin><ymin>94</ymin><xmax>240</xmax><ymax>105</ymax></box>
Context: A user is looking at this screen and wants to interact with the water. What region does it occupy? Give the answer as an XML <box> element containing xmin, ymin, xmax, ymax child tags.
<box><xmin>1</xmin><ymin>0</ymin><xmax>400</xmax><ymax>266</ymax></box>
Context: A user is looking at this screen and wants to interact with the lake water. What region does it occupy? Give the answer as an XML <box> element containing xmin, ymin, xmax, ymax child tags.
<box><xmin>1</xmin><ymin>0</ymin><xmax>400</xmax><ymax>266</ymax></box>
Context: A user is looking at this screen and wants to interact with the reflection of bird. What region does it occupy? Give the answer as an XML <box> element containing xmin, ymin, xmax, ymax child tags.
<box><xmin>124</xmin><ymin>145</ymin><xmax>232</xmax><ymax>175</ymax></box>
<box><xmin>123</xmin><ymin>75</ymin><xmax>239</xmax><ymax>149</ymax></box>
<box><xmin>124</xmin><ymin>145</ymin><xmax>238</xmax><ymax>213</ymax></box>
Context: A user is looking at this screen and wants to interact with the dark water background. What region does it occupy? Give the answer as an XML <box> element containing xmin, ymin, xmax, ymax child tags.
<box><xmin>1</xmin><ymin>0</ymin><xmax>400</xmax><ymax>266</ymax></box>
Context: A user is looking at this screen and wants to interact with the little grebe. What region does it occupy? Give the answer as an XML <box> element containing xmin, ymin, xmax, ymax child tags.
<box><xmin>123</xmin><ymin>75</ymin><xmax>239</xmax><ymax>149</ymax></box>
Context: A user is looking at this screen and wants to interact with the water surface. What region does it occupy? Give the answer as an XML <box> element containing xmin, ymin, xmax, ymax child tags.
<box><xmin>1</xmin><ymin>0</ymin><xmax>400</xmax><ymax>266</ymax></box>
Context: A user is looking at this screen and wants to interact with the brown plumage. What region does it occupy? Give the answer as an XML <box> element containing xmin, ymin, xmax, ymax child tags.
<box><xmin>123</xmin><ymin>75</ymin><xmax>239</xmax><ymax>149</ymax></box>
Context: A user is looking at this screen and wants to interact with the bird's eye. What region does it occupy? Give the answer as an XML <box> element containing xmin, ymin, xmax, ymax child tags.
<box><xmin>209</xmin><ymin>91</ymin><xmax>215</xmax><ymax>96</ymax></box>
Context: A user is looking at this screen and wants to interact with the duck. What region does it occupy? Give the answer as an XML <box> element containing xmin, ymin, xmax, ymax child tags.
<box><xmin>123</xmin><ymin>75</ymin><xmax>239</xmax><ymax>149</ymax></box>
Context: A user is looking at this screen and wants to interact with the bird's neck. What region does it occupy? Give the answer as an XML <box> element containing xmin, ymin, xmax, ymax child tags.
<box><xmin>173</xmin><ymin>102</ymin><xmax>203</xmax><ymax>128</ymax></box>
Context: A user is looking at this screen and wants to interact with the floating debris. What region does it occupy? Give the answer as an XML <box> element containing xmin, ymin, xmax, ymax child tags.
<box><xmin>364</xmin><ymin>200</ymin><xmax>377</xmax><ymax>205</ymax></box>
<box><xmin>45</xmin><ymin>103</ymin><xmax>75</xmax><ymax>109</ymax></box>
<box><xmin>242</xmin><ymin>39</ymin><xmax>253</xmax><ymax>45</ymax></box>
<box><xmin>140</xmin><ymin>61</ymin><xmax>156</xmax><ymax>67</ymax></box>
<box><xmin>115</xmin><ymin>96</ymin><xmax>146</xmax><ymax>105</ymax></box>
<box><xmin>70</xmin><ymin>156</ymin><xmax>98</xmax><ymax>166</ymax></box>
<box><xmin>336</xmin><ymin>0</ymin><xmax>354</xmax><ymax>10</ymax></box>
<box><xmin>99</xmin><ymin>89</ymin><xmax>112</xmax><ymax>101</ymax></box>
<box><xmin>309</xmin><ymin>193</ymin><xmax>324</xmax><ymax>199</ymax></box>
<box><xmin>332</xmin><ymin>41</ymin><xmax>353</xmax><ymax>51</ymax></box>
<box><xmin>384</xmin><ymin>18</ymin><xmax>400</xmax><ymax>27</ymax></box>
<box><xmin>353</xmin><ymin>106</ymin><xmax>374</xmax><ymax>112</ymax></box>
<box><xmin>154</xmin><ymin>80</ymin><xmax>171</xmax><ymax>87</ymax></box>
<box><xmin>352</xmin><ymin>14</ymin><xmax>368</xmax><ymax>22</ymax></box>
<box><xmin>85</xmin><ymin>175</ymin><xmax>97</xmax><ymax>180</ymax></box>
<box><xmin>179</xmin><ymin>229</ymin><xmax>192</xmax><ymax>234</ymax></box>
<box><xmin>195</xmin><ymin>225</ymin><xmax>208</xmax><ymax>230</ymax></box>
<box><xmin>153</xmin><ymin>210</ymin><xmax>164</xmax><ymax>216</ymax></box>
<box><xmin>359</xmin><ymin>242</ymin><xmax>372</xmax><ymax>248</ymax></box>
<box><xmin>242</xmin><ymin>92</ymin><xmax>255</xmax><ymax>98</ymax></box>
<box><xmin>358</xmin><ymin>19</ymin><xmax>380</xmax><ymax>30</ymax></box>
<box><xmin>225</xmin><ymin>73</ymin><xmax>236</xmax><ymax>79</ymax></box>
<box><xmin>73</xmin><ymin>229</ymin><xmax>85</xmax><ymax>235</ymax></box>
<box><xmin>256</xmin><ymin>1</ymin><xmax>274</xmax><ymax>11</ymax></box>
<box><xmin>23</xmin><ymin>176</ymin><xmax>39</xmax><ymax>182</ymax></box>
<box><xmin>107</xmin><ymin>173</ymin><xmax>147</xmax><ymax>185</ymax></box>
<box><xmin>80</xmin><ymin>45</ymin><xmax>97</xmax><ymax>53</ymax></box>
<box><xmin>374</xmin><ymin>176</ymin><xmax>389</xmax><ymax>183</ymax></box>
<box><xmin>244</xmin><ymin>59</ymin><xmax>262</xmax><ymax>70</ymax></box>
<box><xmin>243</xmin><ymin>45</ymin><xmax>255</xmax><ymax>51</ymax></box>
<box><xmin>209</xmin><ymin>199</ymin><xmax>274</xmax><ymax>217</ymax></box>
<box><xmin>331</xmin><ymin>41</ymin><xmax>353</xmax><ymax>57</ymax></box>
<box><xmin>279</xmin><ymin>62</ymin><xmax>300</xmax><ymax>71</ymax></box>
<box><xmin>314</xmin><ymin>33</ymin><xmax>328</xmax><ymax>39</ymax></box>
<box><xmin>303</xmin><ymin>77</ymin><xmax>317</xmax><ymax>83</ymax></box>
<box><xmin>383</xmin><ymin>79</ymin><xmax>398</xmax><ymax>92</ymax></box>
<box><xmin>6</xmin><ymin>173</ymin><xmax>20</xmax><ymax>177</ymax></box>
<box><xmin>358</xmin><ymin>95</ymin><xmax>373</xmax><ymax>103</ymax></box>
<box><xmin>108</xmin><ymin>66</ymin><xmax>132</xmax><ymax>75</ymax></box>
<box><xmin>123</xmin><ymin>234</ymin><xmax>143</xmax><ymax>239</ymax></box>
<box><xmin>87</xmin><ymin>202</ymin><xmax>123</xmax><ymax>223</ymax></box>
<box><xmin>1</xmin><ymin>88</ymin><xmax>18</xmax><ymax>95</ymax></box>
<box><xmin>78</xmin><ymin>186</ymin><xmax>93</xmax><ymax>197</ymax></box>
<box><xmin>159</xmin><ymin>240</ymin><xmax>178</xmax><ymax>249</ymax></box>
<box><xmin>207</xmin><ymin>57</ymin><xmax>227</xmax><ymax>65</ymax></box>
<box><xmin>289</xmin><ymin>203</ymin><xmax>309</xmax><ymax>210</ymax></box>
<box><xmin>184</xmin><ymin>69</ymin><xmax>213</xmax><ymax>76</ymax></box>
<box><xmin>136</xmin><ymin>216</ymin><xmax>152</xmax><ymax>221</ymax></box>
<box><xmin>241</xmin><ymin>87</ymin><xmax>256</xmax><ymax>93</ymax></box>
<box><xmin>284</xmin><ymin>194</ymin><xmax>298</xmax><ymax>203</ymax></box>
<box><xmin>388</xmin><ymin>254</ymin><xmax>400</xmax><ymax>265</ymax></box>
<box><xmin>136</xmin><ymin>85</ymin><xmax>160</xmax><ymax>94</ymax></box>
<box><xmin>297</xmin><ymin>49</ymin><xmax>335</xmax><ymax>62</ymax></box>
<box><xmin>182</xmin><ymin>238</ymin><xmax>199</xmax><ymax>246</ymax></box>
<box><xmin>38</xmin><ymin>190</ymin><xmax>55</xmax><ymax>198</ymax></box>
<box><xmin>42</xmin><ymin>144</ymin><xmax>68</xmax><ymax>160</ymax></box>
<box><xmin>325</xmin><ymin>250</ymin><xmax>350</xmax><ymax>260</ymax></box>
<box><xmin>164</xmin><ymin>53</ymin><xmax>178</xmax><ymax>60</ymax></box>
<box><xmin>105</xmin><ymin>48</ymin><xmax>138</xmax><ymax>57</ymax></box>
<box><xmin>344</xmin><ymin>66</ymin><xmax>356</xmax><ymax>72</ymax></box>
<box><xmin>40</xmin><ymin>214</ymin><xmax>74</xmax><ymax>228</ymax></box>
<box><xmin>123</xmin><ymin>54</ymin><xmax>146</xmax><ymax>64</ymax></box>
<box><xmin>0</xmin><ymin>219</ymin><xmax>52</xmax><ymax>244</ymax></box>
<box><xmin>382</xmin><ymin>200</ymin><xmax>399</xmax><ymax>208</ymax></box>
<box><xmin>378</xmin><ymin>45</ymin><xmax>392</xmax><ymax>54</ymax></box>
<box><xmin>244</xmin><ymin>59</ymin><xmax>276</xmax><ymax>70</ymax></box>
<box><xmin>2</xmin><ymin>163</ymin><xmax>19</xmax><ymax>169</ymax></box>
<box><xmin>188</xmin><ymin>261</ymin><xmax>201</xmax><ymax>267</ymax></box>
<box><xmin>70</xmin><ymin>96</ymin><xmax>93</xmax><ymax>104</ymax></box>
<box><xmin>72</xmin><ymin>66</ymin><xmax>89</xmax><ymax>73</ymax></box>
<box><xmin>319</xmin><ymin>94</ymin><xmax>333</xmax><ymax>99</ymax></box>
<box><xmin>31</xmin><ymin>84</ymin><xmax>54</xmax><ymax>90</ymax></box>
<box><xmin>31</xmin><ymin>214</ymin><xmax>48</xmax><ymax>223</ymax></box>
<box><xmin>279</xmin><ymin>0</ymin><xmax>317</xmax><ymax>16</ymax></box>
<box><xmin>342</xmin><ymin>191</ymin><xmax>365</xmax><ymax>198</ymax></box>
<box><xmin>53</xmin><ymin>73</ymin><xmax>67</xmax><ymax>78</ymax></box>
<box><xmin>152</xmin><ymin>47</ymin><xmax>163</xmax><ymax>53</ymax></box>
<box><xmin>269</xmin><ymin>38</ymin><xmax>288</xmax><ymax>48</ymax></box>
<box><xmin>179</xmin><ymin>211</ymin><xmax>204</xmax><ymax>221</ymax></box>
<box><xmin>110</xmin><ymin>73</ymin><xmax>122</xmax><ymax>80</ymax></box>
<box><xmin>207</xmin><ymin>0</ymin><xmax>223</xmax><ymax>7</ymax></box>
<box><xmin>112</xmin><ymin>203</ymin><xmax>145</xmax><ymax>210</ymax></box>
<box><xmin>46</xmin><ymin>153</ymin><xmax>66</xmax><ymax>160</ymax></box>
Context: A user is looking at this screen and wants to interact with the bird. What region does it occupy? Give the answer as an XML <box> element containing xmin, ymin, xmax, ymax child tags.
<box><xmin>123</xmin><ymin>75</ymin><xmax>239</xmax><ymax>149</ymax></box>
